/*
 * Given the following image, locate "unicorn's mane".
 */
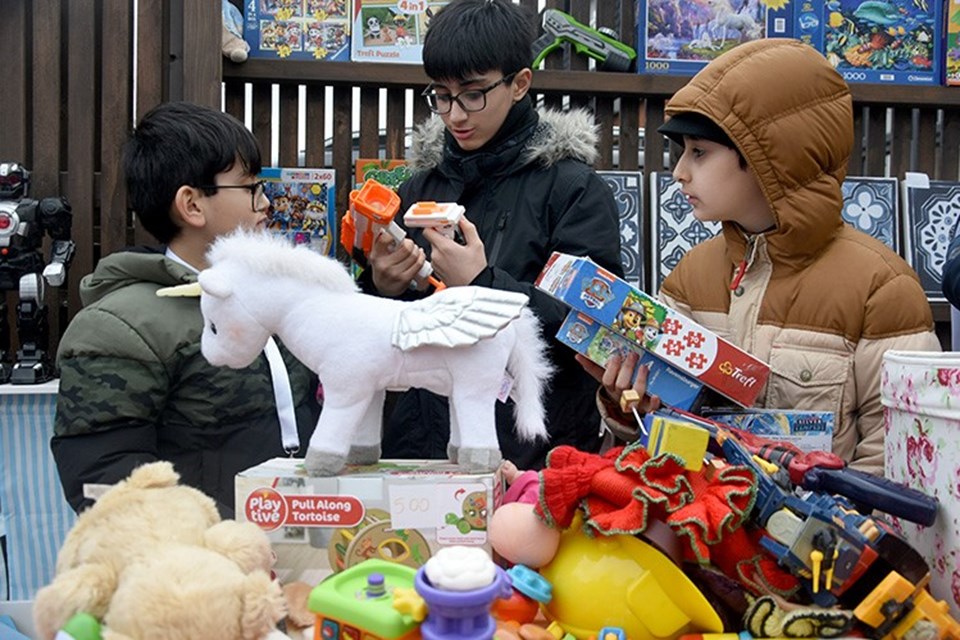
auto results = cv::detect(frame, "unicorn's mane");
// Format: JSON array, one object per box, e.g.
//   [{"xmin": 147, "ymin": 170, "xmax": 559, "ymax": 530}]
[{"xmin": 206, "ymin": 230, "xmax": 359, "ymax": 293}]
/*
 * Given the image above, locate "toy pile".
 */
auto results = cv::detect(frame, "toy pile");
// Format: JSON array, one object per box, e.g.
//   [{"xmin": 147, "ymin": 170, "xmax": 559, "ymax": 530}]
[{"xmin": 485, "ymin": 412, "xmax": 958, "ymax": 640}]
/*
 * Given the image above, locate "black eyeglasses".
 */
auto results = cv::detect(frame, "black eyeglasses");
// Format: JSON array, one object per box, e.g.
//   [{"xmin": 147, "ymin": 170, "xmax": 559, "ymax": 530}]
[
  {"xmin": 422, "ymin": 73, "xmax": 517, "ymax": 115},
  {"xmin": 198, "ymin": 179, "xmax": 268, "ymax": 211}
]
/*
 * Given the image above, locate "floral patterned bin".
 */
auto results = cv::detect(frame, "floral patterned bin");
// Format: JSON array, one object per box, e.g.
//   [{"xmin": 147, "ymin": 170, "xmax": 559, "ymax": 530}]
[{"xmin": 882, "ymin": 350, "xmax": 960, "ymax": 616}]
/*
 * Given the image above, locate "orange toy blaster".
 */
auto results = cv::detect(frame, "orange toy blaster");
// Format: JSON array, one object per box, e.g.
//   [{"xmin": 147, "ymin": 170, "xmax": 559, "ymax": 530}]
[{"xmin": 340, "ymin": 179, "xmax": 445, "ymax": 291}]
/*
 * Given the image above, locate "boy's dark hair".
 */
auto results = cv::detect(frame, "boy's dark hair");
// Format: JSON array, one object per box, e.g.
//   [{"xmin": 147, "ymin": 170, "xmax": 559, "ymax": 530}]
[
  {"xmin": 422, "ymin": 0, "xmax": 535, "ymax": 81},
  {"xmin": 123, "ymin": 101, "xmax": 262, "ymax": 244}
]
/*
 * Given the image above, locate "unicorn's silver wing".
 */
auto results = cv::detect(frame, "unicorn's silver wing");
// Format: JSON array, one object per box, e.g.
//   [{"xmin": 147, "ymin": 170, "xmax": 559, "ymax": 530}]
[{"xmin": 391, "ymin": 286, "xmax": 529, "ymax": 351}]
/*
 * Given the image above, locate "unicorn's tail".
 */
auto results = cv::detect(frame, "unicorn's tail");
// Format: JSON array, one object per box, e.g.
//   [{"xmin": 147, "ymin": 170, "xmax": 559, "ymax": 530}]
[{"xmin": 507, "ymin": 308, "xmax": 554, "ymax": 441}]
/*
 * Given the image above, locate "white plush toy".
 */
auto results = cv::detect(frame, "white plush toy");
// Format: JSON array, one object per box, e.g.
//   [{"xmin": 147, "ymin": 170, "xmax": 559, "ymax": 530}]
[{"xmin": 158, "ymin": 230, "xmax": 553, "ymax": 477}]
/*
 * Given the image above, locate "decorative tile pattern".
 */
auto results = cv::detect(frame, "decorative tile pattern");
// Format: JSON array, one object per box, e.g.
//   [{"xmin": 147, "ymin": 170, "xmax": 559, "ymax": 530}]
[
  {"xmin": 841, "ymin": 177, "xmax": 899, "ymax": 252},
  {"xmin": 598, "ymin": 171, "xmax": 644, "ymax": 290},
  {"xmin": 902, "ymin": 179, "xmax": 960, "ymax": 301},
  {"xmin": 649, "ymin": 172, "xmax": 720, "ymax": 295}
]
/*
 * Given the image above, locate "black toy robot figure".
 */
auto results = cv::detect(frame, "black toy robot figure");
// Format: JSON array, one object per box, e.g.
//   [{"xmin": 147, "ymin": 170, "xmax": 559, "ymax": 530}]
[{"xmin": 0, "ymin": 162, "xmax": 75, "ymax": 384}]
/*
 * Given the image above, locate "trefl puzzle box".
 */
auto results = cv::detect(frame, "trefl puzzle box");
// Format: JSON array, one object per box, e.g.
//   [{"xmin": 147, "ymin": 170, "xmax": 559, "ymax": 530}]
[
  {"xmin": 536, "ymin": 252, "xmax": 770, "ymax": 407},
  {"xmin": 793, "ymin": 0, "xmax": 944, "ymax": 85},
  {"xmin": 236, "ymin": 458, "xmax": 501, "ymax": 586},
  {"xmin": 351, "ymin": 0, "xmax": 448, "ymax": 64},
  {"xmin": 243, "ymin": 0, "xmax": 351, "ymax": 61},
  {"xmin": 636, "ymin": 0, "xmax": 794, "ymax": 76},
  {"xmin": 557, "ymin": 311, "xmax": 711, "ymax": 412}
]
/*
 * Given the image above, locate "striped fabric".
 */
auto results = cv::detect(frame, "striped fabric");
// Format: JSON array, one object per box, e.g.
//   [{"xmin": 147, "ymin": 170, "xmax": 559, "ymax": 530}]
[{"xmin": 0, "ymin": 383, "xmax": 76, "ymax": 600}]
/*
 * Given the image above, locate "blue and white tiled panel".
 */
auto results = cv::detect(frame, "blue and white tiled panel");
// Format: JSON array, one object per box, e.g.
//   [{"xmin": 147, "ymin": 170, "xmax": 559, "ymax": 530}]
[
  {"xmin": 901, "ymin": 177, "xmax": 960, "ymax": 301},
  {"xmin": 598, "ymin": 171, "xmax": 644, "ymax": 290},
  {"xmin": 650, "ymin": 173, "xmax": 903, "ymax": 296},
  {"xmin": 840, "ymin": 176, "xmax": 899, "ymax": 253},
  {"xmin": 649, "ymin": 172, "xmax": 721, "ymax": 295}
]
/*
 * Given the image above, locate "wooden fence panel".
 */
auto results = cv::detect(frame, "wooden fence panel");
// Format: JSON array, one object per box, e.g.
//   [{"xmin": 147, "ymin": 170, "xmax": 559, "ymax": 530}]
[{"xmin": 3, "ymin": 0, "xmax": 958, "ymax": 361}]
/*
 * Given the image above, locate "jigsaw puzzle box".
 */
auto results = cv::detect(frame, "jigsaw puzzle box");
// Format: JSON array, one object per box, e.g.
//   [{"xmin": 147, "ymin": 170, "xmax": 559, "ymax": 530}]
[
  {"xmin": 243, "ymin": 0, "xmax": 351, "ymax": 61},
  {"xmin": 261, "ymin": 167, "xmax": 337, "ymax": 256},
  {"xmin": 702, "ymin": 408, "xmax": 834, "ymax": 453},
  {"xmin": 557, "ymin": 310, "xmax": 711, "ymax": 412},
  {"xmin": 793, "ymin": 0, "xmax": 944, "ymax": 85},
  {"xmin": 947, "ymin": 0, "xmax": 960, "ymax": 85},
  {"xmin": 536, "ymin": 252, "xmax": 770, "ymax": 407},
  {"xmin": 236, "ymin": 458, "xmax": 501, "ymax": 586},
  {"xmin": 351, "ymin": 0, "xmax": 448, "ymax": 64},
  {"xmin": 636, "ymin": 0, "xmax": 795, "ymax": 76}
]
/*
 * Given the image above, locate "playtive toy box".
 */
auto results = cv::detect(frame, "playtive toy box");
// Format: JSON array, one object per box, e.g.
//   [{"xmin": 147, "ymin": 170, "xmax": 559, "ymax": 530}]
[
  {"xmin": 536, "ymin": 252, "xmax": 770, "ymax": 407},
  {"xmin": 243, "ymin": 0, "xmax": 351, "ymax": 61},
  {"xmin": 557, "ymin": 310, "xmax": 711, "ymax": 412},
  {"xmin": 236, "ymin": 458, "xmax": 500, "ymax": 586},
  {"xmin": 702, "ymin": 408, "xmax": 834, "ymax": 453},
  {"xmin": 351, "ymin": 0, "xmax": 448, "ymax": 64},
  {"xmin": 794, "ymin": 0, "xmax": 944, "ymax": 86},
  {"xmin": 636, "ymin": 0, "xmax": 794, "ymax": 76},
  {"xmin": 261, "ymin": 167, "xmax": 337, "ymax": 256}
]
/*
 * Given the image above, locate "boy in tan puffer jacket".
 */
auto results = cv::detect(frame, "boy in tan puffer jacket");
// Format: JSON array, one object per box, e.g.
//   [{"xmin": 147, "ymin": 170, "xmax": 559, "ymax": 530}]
[{"xmin": 581, "ymin": 39, "xmax": 940, "ymax": 475}]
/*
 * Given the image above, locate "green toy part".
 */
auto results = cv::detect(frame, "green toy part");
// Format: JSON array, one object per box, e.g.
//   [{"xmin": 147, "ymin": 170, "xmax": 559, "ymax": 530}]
[{"xmin": 56, "ymin": 613, "xmax": 102, "ymax": 640}]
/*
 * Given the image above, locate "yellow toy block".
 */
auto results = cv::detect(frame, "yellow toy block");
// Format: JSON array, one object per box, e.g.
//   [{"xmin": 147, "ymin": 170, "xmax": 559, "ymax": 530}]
[{"xmin": 646, "ymin": 416, "xmax": 710, "ymax": 471}]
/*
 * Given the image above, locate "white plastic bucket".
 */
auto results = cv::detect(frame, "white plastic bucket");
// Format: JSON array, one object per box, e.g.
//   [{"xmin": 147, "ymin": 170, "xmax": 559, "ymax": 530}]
[{"xmin": 881, "ymin": 350, "xmax": 960, "ymax": 616}]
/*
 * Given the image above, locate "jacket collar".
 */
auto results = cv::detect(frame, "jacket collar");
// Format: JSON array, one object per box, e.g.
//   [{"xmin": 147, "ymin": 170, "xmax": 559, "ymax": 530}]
[{"xmin": 407, "ymin": 103, "xmax": 601, "ymax": 174}]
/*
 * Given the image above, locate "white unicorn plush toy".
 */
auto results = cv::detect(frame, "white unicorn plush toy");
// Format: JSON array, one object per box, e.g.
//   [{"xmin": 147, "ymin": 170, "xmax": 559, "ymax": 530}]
[{"xmin": 158, "ymin": 230, "xmax": 553, "ymax": 476}]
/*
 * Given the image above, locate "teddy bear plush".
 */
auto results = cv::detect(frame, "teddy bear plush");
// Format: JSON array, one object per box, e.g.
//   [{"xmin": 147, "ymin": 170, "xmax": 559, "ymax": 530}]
[
  {"xmin": 222, "ymin": 0, "xmax": 250, "ymax": 63},
  {"xmin": 32, "ymin": 461, "xmax": 288, "ymax": 640}
]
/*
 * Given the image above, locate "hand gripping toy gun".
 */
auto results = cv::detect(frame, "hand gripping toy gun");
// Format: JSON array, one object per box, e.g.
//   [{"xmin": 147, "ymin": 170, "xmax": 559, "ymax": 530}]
[
  {"xmin": 531, "ymin": 9, "xmax": 637, "ymax": 72},
  {"xmin": 340, "ymin": 179, "xmax": 445, "ymax": 291}
]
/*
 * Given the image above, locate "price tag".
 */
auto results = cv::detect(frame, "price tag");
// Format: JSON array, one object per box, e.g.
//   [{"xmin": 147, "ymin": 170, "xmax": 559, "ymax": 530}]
[{"xmin": 388, "ymin": 484, "xmax": 439, "ymax": 529}]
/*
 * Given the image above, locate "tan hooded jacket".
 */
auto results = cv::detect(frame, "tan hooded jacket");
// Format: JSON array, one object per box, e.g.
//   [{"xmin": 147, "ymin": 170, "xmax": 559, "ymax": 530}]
[{"xmin": 653, "ymin": 39, "xmax": 939, "ymax": 474}]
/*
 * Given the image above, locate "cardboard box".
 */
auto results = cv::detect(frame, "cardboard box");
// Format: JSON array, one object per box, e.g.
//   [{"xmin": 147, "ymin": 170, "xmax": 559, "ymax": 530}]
[
  {"xmin": 702, "ymin": 409, "xmax": 834, "ymax": 453},
  {"xmin": 536, "ymin": 252, "xmax": 770, "ymax": 407},
  {"xmin": 243, "ymin": 0, "xmax": 352, "ymax": 61},
  {"xmin": 636, "ymin": 0, "xmax": 794, "ymax": 76},
  {"xmin": 261, "ymin": 167, "xmax": 337, "ymax": 256},
  {"xmin": 354, "ymin": 158, "xmax": 410, "ymax": 190},
  {"xmin": 556, "ymin": 310, "xmax": 710, "ymax": 412},
  {"xmin": 236, "ymin": 458, "xmax": 501, "ymax": 586},
  {"xmin": 794, "ymin": 0, "xmax": 944, "ymax": 86},
  {"xmin": 351, "ymin": 0, "xmax": 449, "ymax": 64},
  {"xmin": 947, "ymin": 0, "xmax": 960, "ymax": 85}
]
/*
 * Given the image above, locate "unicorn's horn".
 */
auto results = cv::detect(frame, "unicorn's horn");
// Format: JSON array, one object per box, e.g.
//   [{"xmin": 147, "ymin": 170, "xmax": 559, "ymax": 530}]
[{"xmin": 156, "ymin": 282, "xmax": 203, "ymax": 297}]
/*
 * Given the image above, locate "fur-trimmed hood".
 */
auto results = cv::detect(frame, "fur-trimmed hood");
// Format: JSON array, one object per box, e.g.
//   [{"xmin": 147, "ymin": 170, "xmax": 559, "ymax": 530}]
[{"xmin": 406, "ymin": 108, "xmax": 600, "ymax": 173}]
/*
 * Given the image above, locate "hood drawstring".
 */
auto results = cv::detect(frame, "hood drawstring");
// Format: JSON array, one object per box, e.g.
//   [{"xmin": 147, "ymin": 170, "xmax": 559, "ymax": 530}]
[{"xmin": 730, "ymin": 233, "xmax": 762, "ymax": 291}]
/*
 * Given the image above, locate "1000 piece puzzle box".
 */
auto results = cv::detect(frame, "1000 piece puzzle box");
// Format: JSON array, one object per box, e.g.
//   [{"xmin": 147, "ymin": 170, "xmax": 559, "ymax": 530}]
[
  {"xmin": 636, "ymin": 0, "xmax": 794, "ymax": 76},
  {"xmin": 794, "ymin": 0, "xmax": 944, "ymax": 85}
]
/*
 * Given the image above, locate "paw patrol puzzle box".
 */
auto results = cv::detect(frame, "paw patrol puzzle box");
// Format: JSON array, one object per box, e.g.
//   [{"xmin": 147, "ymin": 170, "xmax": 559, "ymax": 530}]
[
  {"xmin": 351, "ymin": 0, "xmax": 448, "ymax": 64},
  {"xmin": 236, "ymin": 458, "xmax": 501, "ymax": 586},
  {"xmin": 536, "ymin": 252, "xmax": 770, "ymax": 407},
  {"xmin": 557, "ymin": 311, "xmax": 712, "ymax": 412},
  {"xmin": 635, "ymin": 0, "xmax": 795, "ymax": 76},
  {"xmin": 243, "ymin": 0, "xmax": 352, "ymax": 61},
  {"xmin": 793, "ymin": 0, "xmax": 944, "ymax": 85}
]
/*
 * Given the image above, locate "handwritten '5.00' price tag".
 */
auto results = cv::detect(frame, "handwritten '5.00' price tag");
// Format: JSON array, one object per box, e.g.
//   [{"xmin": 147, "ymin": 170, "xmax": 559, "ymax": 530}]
[{"xmin": 388, "ymin": 484, "xmax": 439, "ymax": 530}]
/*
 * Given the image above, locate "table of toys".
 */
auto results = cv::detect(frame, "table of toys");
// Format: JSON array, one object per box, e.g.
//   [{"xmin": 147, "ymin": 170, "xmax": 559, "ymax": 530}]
[{"xmin": 23, "ymin": 230, "xmax": 960, "ymax": 640}]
